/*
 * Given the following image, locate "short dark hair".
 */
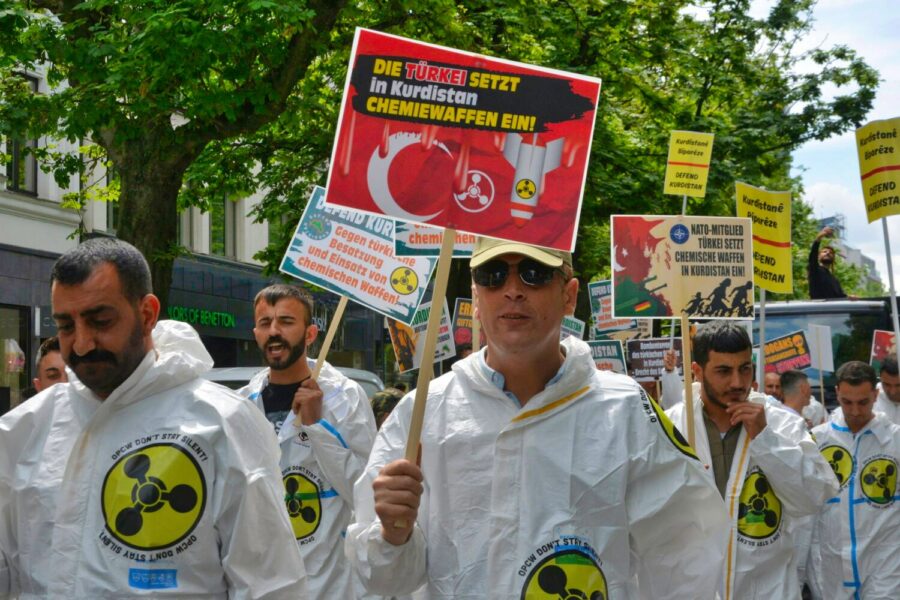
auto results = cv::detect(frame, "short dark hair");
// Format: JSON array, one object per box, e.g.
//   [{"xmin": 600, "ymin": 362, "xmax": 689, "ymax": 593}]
[
  {"xmin": 253, "ymin": 284, "xmax": 314, "ymax": 326},
  {"xmin": 51, "ymin": 238, "xmax": 151, "ymax": 302},
  {"xmin": 880, "ymin": 355, "xmax": 898, "ymax": 377},
  {"xmin": 35, "ymin": 336, "xmax": 60, "ymax": 367},
  {"xmin": 692, "ymin": 321, "xmax": 752, "ymax": 367},
  {"xmin": 780, "ymin": 369, "xmax": 808, "ymax": 396},
  {"xmin": 835, "ymin": 361, "xmax": 877, "ymax": 387}
]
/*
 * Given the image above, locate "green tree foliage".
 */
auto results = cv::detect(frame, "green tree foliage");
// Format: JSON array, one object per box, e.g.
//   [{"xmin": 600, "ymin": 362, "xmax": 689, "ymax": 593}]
[{"xmin": 1, "ymin": 0, "xmax": 878, "ymax": 311}]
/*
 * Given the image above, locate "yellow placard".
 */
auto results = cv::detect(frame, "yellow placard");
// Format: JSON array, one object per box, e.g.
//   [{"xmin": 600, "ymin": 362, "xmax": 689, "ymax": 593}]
[
  {"xmin": 856, "ymin": 117, "xmax": 900, "ymax": 222},
  {"xmin": 735, "ymin": 182, "xmax": 792, "ymax": 294},
  {"xmin": 663, "ymin": 130, "xmax": 715, "ymax": 198}
]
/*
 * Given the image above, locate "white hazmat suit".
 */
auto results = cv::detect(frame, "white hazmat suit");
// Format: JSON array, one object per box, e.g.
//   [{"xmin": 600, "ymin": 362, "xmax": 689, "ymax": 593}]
[
  {"xmin": 0, "ymin": 321, "xmax": 307, "ymax": 599},
  {"xmin": 239, "ymin": 361, "xmax": 377, "ymax": 598},
  {"xmin": 347, "ymin": 338, "xmax": 728, "ymax": 599},
  {"xmin": 666, "ymin": 390, "xmax": 839, "ymax": 600},
  {"xmin": 807, "ymin": 412, "xmax": 900, "ymax": 599}
]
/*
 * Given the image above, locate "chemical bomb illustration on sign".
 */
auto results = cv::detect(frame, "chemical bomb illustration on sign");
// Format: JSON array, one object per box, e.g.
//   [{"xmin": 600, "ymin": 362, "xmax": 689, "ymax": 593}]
[
  {"xmin": 737, "ymin": 470, "xmax": 782, "ymax": 540},
  {"xmin": 821, "ymin": 445, "xmax": 853, "ymax": 489},
  {"xmin": 860, "ymin": 458, "xmax": 897, "ymax": 505},
  {"xmin": 283, "ymin": 472, "xmax": 322, "ymax": 540},
  {"xmin": 521, "ymin": 549, "xmax": 607, "ymax": 600},
  {"xmin": 102, "ymin": 443, "xmax": 206, "ymax": 550},
  {"xmin": 390, "ymin": 266, "xmax": 419, "ymax": 295}
]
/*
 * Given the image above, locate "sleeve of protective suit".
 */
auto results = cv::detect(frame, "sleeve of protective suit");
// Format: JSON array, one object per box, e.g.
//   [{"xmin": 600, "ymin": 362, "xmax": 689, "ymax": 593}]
[
  {"xmin": 303, "ymin": 380, "xmax": 377, "ymax": 505},
  {"xmin": 0, "ymin": 417, "xmax": 18, "ymax": 599},
  {"xmin": 748, "ymin": 411, "xmax": 839, "ymax": 518},
  {"xmin": 215, "ymin": 400, "xmax": 309, "ymax": 599},
  {"xmin": 345, "ymin": 395, "xmax": 427, "ymax": 596},
  {"xmin": 659, "ymin": 369, "xmax": 683, "ymax": 410},
  {"xmin": 627, "ymin": 398, "xmax": 728, "ymax": 600}
]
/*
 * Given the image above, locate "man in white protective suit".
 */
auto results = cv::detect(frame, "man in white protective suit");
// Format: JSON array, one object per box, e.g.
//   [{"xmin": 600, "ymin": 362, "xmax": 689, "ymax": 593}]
[
  {"xmin": 873, "ymin": 354, "xmax": 900, "ymax": 424},
  {"xmin": 346, "ymin": 237, "xmax": 729, "ymax": 599},
  {"xmin": 239, "ymin": 284, "xmax": 377, "ymax": 598},
  {"xmin": 807, "ymin": 360, "xmax": 900, "ymax": 599},
  {"xmin": 0, "ymin": 238, "xmax": 307, "ymax": 599},
  {"xmin": 666, "ymin": 320, "xmax": 839, "ymax": 600}
]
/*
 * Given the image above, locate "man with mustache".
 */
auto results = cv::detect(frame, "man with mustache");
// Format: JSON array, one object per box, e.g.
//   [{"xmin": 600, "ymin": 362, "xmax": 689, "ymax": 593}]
[
  {"xmin": 347, "ymin": 238, "xmax": 728, "ymax": 599},
  {"xmin": 808, "ymin": 226, "xmax": 847, "ymax": 300},
  {"xmin": 0, "ymin": 238, "xmax": 307, "ymax": 598},
  {"xmin": 240, "ymin": 284, "xmax": 377, "ymax": 598},
  {"xmin": 666, "ymin": 321, "xmax": 838, "ymax": 600}
]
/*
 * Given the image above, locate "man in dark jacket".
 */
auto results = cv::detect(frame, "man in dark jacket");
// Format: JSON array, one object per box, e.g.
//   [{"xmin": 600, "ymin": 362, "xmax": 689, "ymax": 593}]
[{"xmin": 808, "ymin": 226, "xmax": 846, "ymax": 299}]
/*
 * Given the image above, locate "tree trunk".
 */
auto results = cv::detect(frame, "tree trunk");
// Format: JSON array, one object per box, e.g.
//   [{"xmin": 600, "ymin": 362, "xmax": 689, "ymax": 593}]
[{"xmin": 110, "ymin": 125, "xmax": 200, "ymax": 313}]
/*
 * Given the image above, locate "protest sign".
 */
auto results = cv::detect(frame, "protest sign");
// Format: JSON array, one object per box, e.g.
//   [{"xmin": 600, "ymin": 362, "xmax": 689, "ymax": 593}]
[
  {"xmin": 763, "ymin": 330, "xmax": 812, "ymax": 374},
  {"xmin": 855, "ymin": 117, "xmax": 900, "ymax": 222},
  {"xmin": 870, "ymin": 330, "xmax": 898, "ymax": 373},
  {"xmin": 280, "ymin": 186, "xmax": 436, "ymax": 325},
  {"xmin": 807, "ymin": 324, "xmax": 834, "ymax": 372},
  {"xmin": 560, "ymin": 315, "xmax": 585, "ymax": 341},
  {"xmin": 626, "ymin": 338, "xmax": 683, "ymax": 381},
  {"xmin": 394, "ymin": 222, "xmax": 477, "ymax": 257},
  {"xmin": 611, "ymin": 215, "xmax": 753, "ymax": 319},
  {"xmin": 663, "ymin": 131, "xmax": 715, "ymax": 198},
  {"xmin": 324, "ymin": 28, "xmax": 602, "ymax": 252},
  {"xmin": 451, "ymin": 298, "xmax": 485, "ymax": 348},
  {"xmin": 587, "ymin": 341, "xmax": 627, "ymax": 375},
  {"xmin": 388, "ymin": 299, "xmax": 456, "ymax": 372},
  {"xmin": 735, "ymin": 182, "xmax": 792, "ymax": 294},
  {"xmin": 588, "ymin": 279, "xmax": 635, "ymax": 338}
]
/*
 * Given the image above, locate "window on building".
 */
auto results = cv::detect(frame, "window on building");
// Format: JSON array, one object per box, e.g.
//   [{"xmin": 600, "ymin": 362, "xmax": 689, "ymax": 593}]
[
  {"xmin": 210, "ymin": 197, "xmax": 236, "ymax": 258},
  {"xmin": 105, "ymin": 167, "xmax": 119, "ymax": 233},
  {"xmin": 5, "ymin": 75, "xmax": 39, "ymax": 195}
]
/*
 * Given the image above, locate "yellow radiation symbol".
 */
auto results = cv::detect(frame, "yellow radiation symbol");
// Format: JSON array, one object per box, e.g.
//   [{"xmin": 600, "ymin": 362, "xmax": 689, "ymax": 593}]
[
  {"xmin": 646, "ymin": 393, "xmax": 698, "ymax": 460},
  {"xmin": 522, "ymin": 549, "xmax": 607, "ymax": 600},
  {"xmin": 102, "ymin": 443, "xmax": 206, "ymax": 550},
  {"xmin": 283, "ymin": 472, "xmax": 321, "ymax": 540},
  {"xmin": 390, "ymin": 267, "xmax": 418, "ymax": 295},
  {"xmin": 737, "ymin": 470, "xmax": 782, "ymax": 540},
  {"xmin": 515, "ymin": 178, "xmax": 537, "ymax": 200},
  {"xmin": 860, "ymin": 458, "xmax": 897, "ymax": 505},
  {"xmin": 821, "ymin": 445, "xmax": 853, "ymax": 488}
]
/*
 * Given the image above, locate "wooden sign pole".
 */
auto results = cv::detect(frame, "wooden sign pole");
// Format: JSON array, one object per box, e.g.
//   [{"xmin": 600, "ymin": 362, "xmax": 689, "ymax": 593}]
[
  {"xmin": 681, "ymin": 311, "xmax": 695, "ymax": 448},
  {"xmin": 294, "ymin": 295, "xmax": 348, "ymax": 426}
]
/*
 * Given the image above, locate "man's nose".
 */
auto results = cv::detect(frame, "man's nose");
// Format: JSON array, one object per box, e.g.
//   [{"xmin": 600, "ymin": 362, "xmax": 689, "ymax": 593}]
[{"xmin": 72, "ymin": 325, "xmax": 96, "ymax": 356}]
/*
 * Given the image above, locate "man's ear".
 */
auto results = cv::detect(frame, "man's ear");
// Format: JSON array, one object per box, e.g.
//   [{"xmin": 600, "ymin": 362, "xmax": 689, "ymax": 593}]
[
  {"xmin": 691, "ymin": 361, "xmax": 703, "ymax": 383},
  {"xmin": 139, "ymin": 294, "xmax": 161, "ymax": 336},
  {"xmin": 563, "ymin": 276, "xmax": 579, "ymax": 315},
  {"xmin": 305, "ymin": 323, "xmax": 319, "ymax": 347}
]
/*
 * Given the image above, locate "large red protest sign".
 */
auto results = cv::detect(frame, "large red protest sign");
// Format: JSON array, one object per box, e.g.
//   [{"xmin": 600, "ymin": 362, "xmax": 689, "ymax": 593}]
[{"xmin": 325, "ymin": 28, "xmax": 602, "ymax": 252}]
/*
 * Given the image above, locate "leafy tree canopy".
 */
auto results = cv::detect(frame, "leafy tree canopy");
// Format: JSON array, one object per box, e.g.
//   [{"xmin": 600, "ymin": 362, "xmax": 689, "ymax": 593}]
[{"xmin": 0, "ymin": 0, "xmax": 879, "ymax": 311}]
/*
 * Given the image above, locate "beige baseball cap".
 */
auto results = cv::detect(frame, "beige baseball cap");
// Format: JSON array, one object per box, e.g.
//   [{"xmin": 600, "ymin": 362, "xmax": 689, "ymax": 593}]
[{"xmin": 470, "ymin": 237, "xmax": 572, "ymax": 269}]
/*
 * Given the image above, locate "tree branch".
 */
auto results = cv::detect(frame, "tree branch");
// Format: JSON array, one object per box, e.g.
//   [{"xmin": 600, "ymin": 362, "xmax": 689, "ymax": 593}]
[{"xmin": 182, "ymin": 0, "xmax": 348, "ymax": 150}]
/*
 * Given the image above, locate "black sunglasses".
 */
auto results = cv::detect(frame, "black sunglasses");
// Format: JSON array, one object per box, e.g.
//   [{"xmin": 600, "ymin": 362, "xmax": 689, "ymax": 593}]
[{"xmin": 472, "ymin": 258, "xmax": 563, "ymax": 288}]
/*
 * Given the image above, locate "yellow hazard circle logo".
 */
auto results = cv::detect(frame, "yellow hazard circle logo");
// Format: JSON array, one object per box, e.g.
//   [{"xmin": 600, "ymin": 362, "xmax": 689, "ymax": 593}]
[
  {"xmin": 390, "ymin": 267, "xmax": 418, "ymax": 295},
  {"xmin": 515, "ymin": 178, "xmax": 537, "ymax": 200},
  {"xmin": 737, "ymin": 470, "xmax": 781, "ymax": 540},
  {"xmin": 283, "ymin": 472, "xmax": 321, "ymax": 540},
  {"xmin": 821, "ymin": 445, "xmax": 853, "ymax": 488},
  {"xmin": 521, "ymin": 549, "xmax": 607, "ymax": 600},
  {"xmin": 102, "ymin": 443, "xmax": 206, "ymax": 551},
  {"xmin": 646, "ymin": 393, "xmax": 698, "ymax": 460},
  {"xmin": 860, "ymin": 458, "xmax": 897, "ymax": 505}
]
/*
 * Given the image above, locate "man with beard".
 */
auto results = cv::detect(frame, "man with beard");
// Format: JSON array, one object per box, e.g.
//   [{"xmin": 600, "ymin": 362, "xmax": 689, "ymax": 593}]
[
  {"xmin": 808, "ymin": 226, "xmax": 847, "ymax": 299},
  {"xmin": 0, "ymin": 238, "xmax": 307, "ymax": 598},
  {"xmin": 666, "ymin": 321, "xmax": 838, "ymax": 600},
  {"xmin": 240, "ymin": 284, "xmax": 377, "ymax": 599}
]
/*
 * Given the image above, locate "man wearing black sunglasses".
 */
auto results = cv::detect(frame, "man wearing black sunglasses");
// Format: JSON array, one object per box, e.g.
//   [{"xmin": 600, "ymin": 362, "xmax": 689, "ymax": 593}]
[{"xmin": 348, "ymin": 237, "xmax": 728, "ymax": 599}]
